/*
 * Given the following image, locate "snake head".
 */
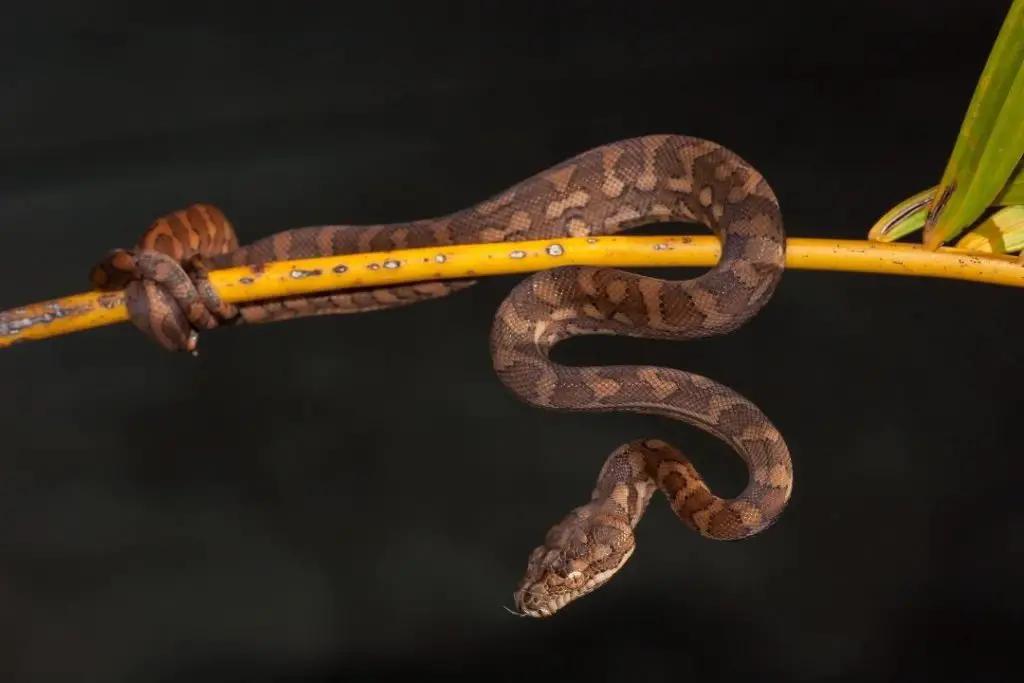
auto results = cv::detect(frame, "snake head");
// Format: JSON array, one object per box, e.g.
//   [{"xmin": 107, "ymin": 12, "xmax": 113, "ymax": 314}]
[{"xmin": 512, "ymin": 505, "xmax": 636, "ymax": 618}]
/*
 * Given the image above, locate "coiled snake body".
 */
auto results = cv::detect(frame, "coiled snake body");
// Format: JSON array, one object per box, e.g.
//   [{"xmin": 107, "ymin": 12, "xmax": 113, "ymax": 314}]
[{"xmin": 91, "ymin": 135, "xmax": 793, "ymax": 617}]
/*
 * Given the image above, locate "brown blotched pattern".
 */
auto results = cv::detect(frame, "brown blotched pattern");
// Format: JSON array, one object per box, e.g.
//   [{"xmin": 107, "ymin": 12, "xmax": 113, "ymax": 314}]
[{"xmin": 90, "ymin": 135, "xmax": 792, "ymax": 617}]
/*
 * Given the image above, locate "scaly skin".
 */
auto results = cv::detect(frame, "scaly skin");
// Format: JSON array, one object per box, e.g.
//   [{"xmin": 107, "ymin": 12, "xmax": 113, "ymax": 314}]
[{"xmin": 91, "ymin": 135, "xmax": 792, "ymax": 617}]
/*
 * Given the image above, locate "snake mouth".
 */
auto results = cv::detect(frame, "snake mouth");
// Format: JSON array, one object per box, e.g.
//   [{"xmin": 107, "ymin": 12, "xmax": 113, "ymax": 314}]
[
  {"xmin": 513, "ymin": 602, "xmax": 555, "ymax": 618},
  {"xmin": 512, "ymin": 599, "xmax": 546, "ymax": 619},
  {"xmin": 512, "ymin": 589, "xmax": 550, "ymax": 618},
  {"xmin": 512, "ymin": 584, "xmax": 580, "ymax": 618}
]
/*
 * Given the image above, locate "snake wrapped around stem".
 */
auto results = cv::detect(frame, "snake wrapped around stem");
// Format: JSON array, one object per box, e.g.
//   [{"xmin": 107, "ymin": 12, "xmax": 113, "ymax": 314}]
[{"xmin": 90, "ymin": 134, "xmax": 793, "ymax": 617}]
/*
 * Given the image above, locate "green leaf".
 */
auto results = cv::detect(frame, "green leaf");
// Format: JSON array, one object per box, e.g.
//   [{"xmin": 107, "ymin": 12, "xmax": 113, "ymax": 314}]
[
  {"xmin": 954, "ymin": 205, "xmax": 1024, "ymax": 253},
  {"xmin": 868, "ymin": 187, "xmax": 936, "ymax": 243},
  {"xmin": 868, "ymin": 160, "xmax": 1024, "ymax": 244},
  {"xmin": 922, "ymin": 0, "xmax": 1024, "ymax": 250},
  {"xmin": 994, "ymin": 158, "xmax": 1024, "ymax": 205}
]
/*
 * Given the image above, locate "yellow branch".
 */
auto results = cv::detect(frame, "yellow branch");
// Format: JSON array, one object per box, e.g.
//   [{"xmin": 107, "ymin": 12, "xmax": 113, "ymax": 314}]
[{"xmin": 2, "ymin": 235, "xmax": 1022, "ymax": 349}]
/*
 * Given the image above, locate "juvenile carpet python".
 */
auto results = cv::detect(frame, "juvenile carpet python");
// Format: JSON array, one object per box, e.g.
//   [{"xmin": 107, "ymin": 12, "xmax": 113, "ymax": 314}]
[{"xmin": 90, "ymin": 134, "xmax": 793, "ymax": 618}]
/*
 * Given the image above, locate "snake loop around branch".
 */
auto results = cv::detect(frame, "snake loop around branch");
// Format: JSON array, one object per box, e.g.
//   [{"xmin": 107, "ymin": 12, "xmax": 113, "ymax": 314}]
[{"xmin": 90, "ymin": 134, "xmax": 793, "ymax": 617}]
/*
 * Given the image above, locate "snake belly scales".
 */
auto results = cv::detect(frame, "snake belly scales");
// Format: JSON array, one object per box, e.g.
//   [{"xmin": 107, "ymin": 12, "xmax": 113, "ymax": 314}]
[{"xmin": 90, "ymin": 134, "xmax": 793, "ymax": 618}]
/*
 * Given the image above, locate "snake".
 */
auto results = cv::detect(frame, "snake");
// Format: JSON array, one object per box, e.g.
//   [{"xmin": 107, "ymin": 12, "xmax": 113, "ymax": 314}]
[{"xmin": 89, "ymin": 134, "xmax": 793, "ymax": 618}]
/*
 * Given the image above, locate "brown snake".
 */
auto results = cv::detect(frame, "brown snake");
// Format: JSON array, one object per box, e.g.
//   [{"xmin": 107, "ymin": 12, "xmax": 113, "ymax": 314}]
[{"xmin": 90, "ymin": 135, "xmax": 793, "ymax": 617}]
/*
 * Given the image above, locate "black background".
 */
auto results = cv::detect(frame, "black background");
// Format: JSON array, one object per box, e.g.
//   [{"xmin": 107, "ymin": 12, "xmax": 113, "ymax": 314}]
[{"xmin": 2, "ymin": 2, "xmax": 1021, "ymax": 681}]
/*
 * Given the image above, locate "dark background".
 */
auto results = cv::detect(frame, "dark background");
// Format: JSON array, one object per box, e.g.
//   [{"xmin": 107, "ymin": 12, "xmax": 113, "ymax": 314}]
[{"xmin": 1, "ymin": 2, "xmax": 1021, "ymax": 681}]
